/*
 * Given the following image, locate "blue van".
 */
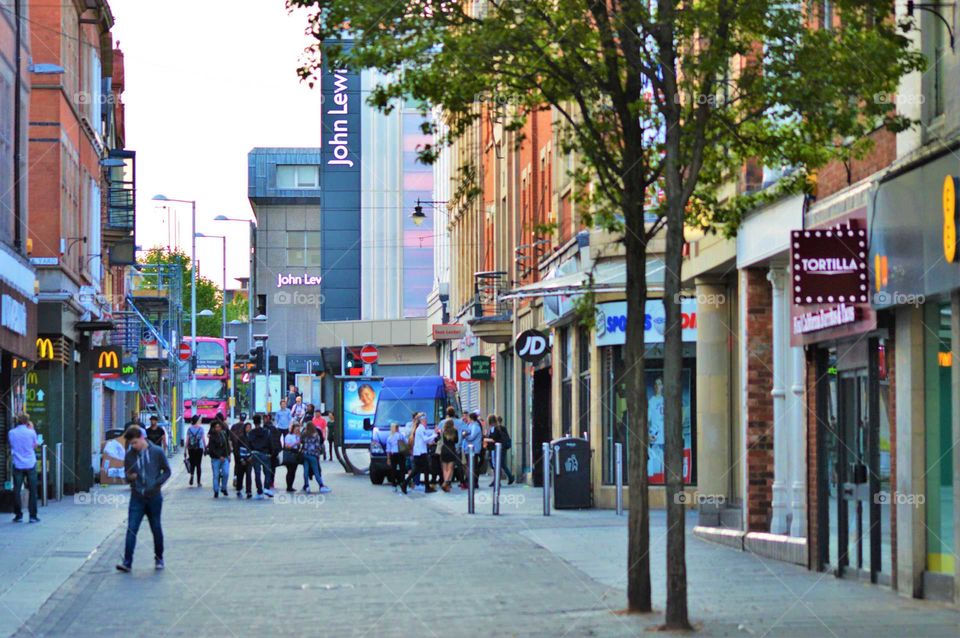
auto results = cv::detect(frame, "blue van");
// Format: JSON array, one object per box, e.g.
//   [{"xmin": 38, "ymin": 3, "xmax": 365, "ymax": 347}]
[{"xmin": 365, "ymin": 376, "xmax": 461, "ymax": 484}]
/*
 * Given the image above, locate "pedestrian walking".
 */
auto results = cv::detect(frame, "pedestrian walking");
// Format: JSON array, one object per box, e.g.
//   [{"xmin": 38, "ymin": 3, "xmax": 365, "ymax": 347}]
[
  {"xmin": 323, "ymin": 411, "xmax": 336, "ymax": 460},
  {"xmin": 439, "ymin": 418, "xmax": 460, "ymax": 492},
  {"xmin": 385, "ymin": 423, "xmax": 407, "ymax": 493},
  {"xmin": 229, "ymin": 413, "xmax": 247, "ymax": 491},
  {"xmin": 185, "ymin": 415, "xmax": 205, "ymax": 487},
  {"xmin": 236, "ymin": 422, "xmax": 254, "ymax": 499},
  {"xmin": 405, "ymin": 414, "xmax": 437, "ymax": 493},
  {"xmin": 460, "ymin": 412, "xmax": 483, "ymax": 489},
  {"xmin": 123, "ymin": 410, "xmax": 143, "ymax": 430},
  {"xmin": 311, "ymin": 410, "xmax": 328, "ymax": 460},
  {"xmin": 300, "ymin": 422, "xmax": 330, "ymax": 493},
  {"xmin": 287, "ymin": 384, "xmax": 299, "ymax": 407},
  {"xmin": 290, "ymin": 395, "xmax": 306, "ymax": 422},
  {"xmin": 247, "ymin": 414, "xmax": 274, "ymax": 498},
  {"xmin": 274, "ymin": 399, "xmax": 292, "ymax": 433},
  {"xmin": 116, "ymin": 425, "xmax": 171, "ymax": 572},
  {"xmin": 207, "ymin": 420, "xmax": 232, "ymax": 498},
  {"xmin": 145, "ymin": 415, "xmax": 167, "ymax": 452},
  {"xmin": 484, "ymin": 415, "xmax": 515, "ymax": 486},
  {"xmin": 8, "ymin": 413, "xmax": 39, "ymax": 523},
  {"xmin": 281, "ymin": 422, "xmax": 302, "ymax": 492},
  {"xmin": 265, "ymin": 415, "xmax": 282, "ymax": 490}
]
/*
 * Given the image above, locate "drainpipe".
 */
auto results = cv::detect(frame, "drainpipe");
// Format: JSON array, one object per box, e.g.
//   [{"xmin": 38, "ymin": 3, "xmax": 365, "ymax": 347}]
[{"xmin": 768, "ymin": 266, "xmax": 790, "ymax": 534}]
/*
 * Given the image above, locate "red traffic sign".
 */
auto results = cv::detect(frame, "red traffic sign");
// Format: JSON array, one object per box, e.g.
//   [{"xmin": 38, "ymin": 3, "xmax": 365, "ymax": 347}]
[
  {"xmin": 360, "ymin": 344, "xmax": 379, "ymax": 364},
  {"xmin": 178, "ymin": 342, "xmax": 192, "ymax": 361}
]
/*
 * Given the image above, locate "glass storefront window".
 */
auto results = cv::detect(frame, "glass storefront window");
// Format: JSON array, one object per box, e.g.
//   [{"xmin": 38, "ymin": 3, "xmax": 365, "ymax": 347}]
[
  {"xmin": 601, "ymin": 345, "xmax": 696, "ymax": 485},
  {"xmin": 923, "ymin": 302, "xmax": 955, "ymax": 574}
]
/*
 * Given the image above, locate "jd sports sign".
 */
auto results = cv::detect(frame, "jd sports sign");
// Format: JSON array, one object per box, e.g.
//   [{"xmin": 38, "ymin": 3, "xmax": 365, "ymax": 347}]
[{"xmin": 515, "ymin": 330, "xmax": 548, "ymax": 363}]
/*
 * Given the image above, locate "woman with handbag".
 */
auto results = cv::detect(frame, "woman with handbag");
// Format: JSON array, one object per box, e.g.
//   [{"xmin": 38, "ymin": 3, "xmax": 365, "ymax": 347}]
[{"xmin": 281, "ymin": 422, "xmax": 302, "ymax": 493}]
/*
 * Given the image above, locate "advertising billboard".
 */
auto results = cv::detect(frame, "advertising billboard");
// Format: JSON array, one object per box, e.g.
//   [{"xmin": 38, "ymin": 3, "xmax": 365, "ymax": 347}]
[
  {"xmin": 646, "ymin": 368, "xmax": 693, "ymax": 485},
  {"xmin": 341, "ymin": 378, "xmax": 382, "ymax": 446}
]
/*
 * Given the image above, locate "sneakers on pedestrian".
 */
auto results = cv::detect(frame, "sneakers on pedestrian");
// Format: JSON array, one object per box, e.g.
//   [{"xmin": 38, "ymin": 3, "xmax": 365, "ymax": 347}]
[
  {"xmin": 213, "ymin": 492, "xmax": 219, "ymax": 499},
  {"xmin": 286, "ymin": 488, "xmax": 295, "ymax": 493},
  {"xmin": 304, "ymin": 487, "xmax": 311, "ymax": 494},
  {"xmin": 264, "ymin": 489, "xmax": 274, "ymax": 498},
  {"xmin": 12, "ymin": 515, "xmax": 22, "ymax": 523},
  {"xmin": 155, "ymin": 559, "xmax": 165, "ymax": 570},
  {"xmin": 116, "ymin": 562, "xmax": 131, "ymax": 573},
  {"xmin": 189, "ymin": 477, "xmax": 193, "ymax": 486},
  {"xmin": 319, "ymin": 486, "xmax": 331, "ymax": 494},
  {"xmin": 246, "ymin": 493, "xmax": 252, "ymax": 499},
  {"xmin": 255, "ymin": 494, "xmax": 264, "ymax": 500},
  {"xmin": 222, "ymin": 490, "xmax": 229, "ymax": 497},
  {"xmin": 28, "ymin": 516, "xmax": 39, "ymax": 523},
  {"xmin": 508, "ymin": 477, "xmax": 515, "ymax": 485}
]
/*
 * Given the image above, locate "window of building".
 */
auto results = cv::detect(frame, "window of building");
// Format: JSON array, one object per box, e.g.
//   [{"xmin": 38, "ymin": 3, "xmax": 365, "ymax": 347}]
[
  {"xmin": 578, "ymin": 326, "xmax": 591, "ymax": 437},
  {"xmin": 276, "ymin": 165, "xmax": 319, "ymax": 189},
  {"xmin": 561, "ymin": 328, "xmax": 573, "ymax": 435},
  {"xmin": 286, "ymin": 231, "xmax": 322, "ymax": 267}
]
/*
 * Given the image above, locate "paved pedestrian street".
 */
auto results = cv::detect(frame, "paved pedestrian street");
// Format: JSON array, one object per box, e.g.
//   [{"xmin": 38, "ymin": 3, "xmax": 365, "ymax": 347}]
[{"xmin": 5, "ymin": 464, "xmax": 958, "ymax": 638}]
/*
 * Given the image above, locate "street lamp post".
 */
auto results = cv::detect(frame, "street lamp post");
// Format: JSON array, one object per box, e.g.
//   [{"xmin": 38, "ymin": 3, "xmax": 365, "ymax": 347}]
[
  {"xmin": 195, "ymin": 232, "xmax": 227, "ymax": 337},
  {"xmin": 214, "ymin": 215, "xmax": 257, "ymax": 352},
  {"xmin": 153, "ymin": 194, "xmax": 197, "ymax": 434}
]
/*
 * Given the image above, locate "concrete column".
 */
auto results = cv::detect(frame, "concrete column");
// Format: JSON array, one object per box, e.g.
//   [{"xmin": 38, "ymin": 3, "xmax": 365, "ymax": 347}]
[
  {"xmin": 768, "ymin": 266, "xmax": 790, "ymax": 534},
  {"xmin": 895, "ymin": 304, "xmax": 925, "ymax": 598},
  {"xmin": 694, "ymin": 278, "xmax": 732, "ymax": 526},
  {"xmin": 789, "ymin": 343, "xmax": 807, "ymax": 537}
]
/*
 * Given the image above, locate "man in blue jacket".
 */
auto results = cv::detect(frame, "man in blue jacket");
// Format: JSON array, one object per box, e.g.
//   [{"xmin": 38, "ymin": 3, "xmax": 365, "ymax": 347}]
[
  {"xmin": 117, "ymin": 426, "xmax": 171, "ymax": 573},
  {"xmin": 460, "ymin": 412, "xmax": 483, "ymax": 489}
]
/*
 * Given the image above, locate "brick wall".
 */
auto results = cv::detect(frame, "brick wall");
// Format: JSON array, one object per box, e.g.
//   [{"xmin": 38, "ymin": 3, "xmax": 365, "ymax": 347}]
[
  {"xmin": 815, "ymin": 129, "xmax": 896, "ymax": 200},
  {"xmin": 744, "ymin": 268, "xmax": 774, "ymax": 532}
]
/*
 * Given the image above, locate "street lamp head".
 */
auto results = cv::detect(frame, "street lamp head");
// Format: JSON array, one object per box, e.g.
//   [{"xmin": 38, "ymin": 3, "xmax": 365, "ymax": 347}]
[
  {"xmin": 254, "ymin": 314, "xmax": 268, "ymax": 322},
  {"xmin": 411, "ymin": 202, "xmax": 427, "ymax": 227},
  {"xmin": 152, "ymin": 194, "xmax": 170, "ymax": 201},
  {"xmin": 229, "ymin": 319, "xmax": 243, "ymax": 325},
  {"xmin": 198, "ymin": 309, "xmax": 215, "ymax": 317},
  {"xmin": 214, "ymin": 215, "xmax": 229, "ymax": 221}
]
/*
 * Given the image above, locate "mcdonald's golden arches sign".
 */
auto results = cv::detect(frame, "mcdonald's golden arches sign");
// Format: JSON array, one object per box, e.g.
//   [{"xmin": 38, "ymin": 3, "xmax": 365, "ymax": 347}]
[
  {"xmin": 93, "ymin": 346, "xmax": 123, "ymax": 376},
  {"xmin": 36, "ymin": 337, "xmax": 54, "ymax": 360}
]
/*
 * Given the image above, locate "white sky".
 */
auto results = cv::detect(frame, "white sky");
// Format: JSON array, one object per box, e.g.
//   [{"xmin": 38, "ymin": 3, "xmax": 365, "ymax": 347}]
[{"xmin": 111, "ymin": 0, "xmax": 321, "ymax": 289}]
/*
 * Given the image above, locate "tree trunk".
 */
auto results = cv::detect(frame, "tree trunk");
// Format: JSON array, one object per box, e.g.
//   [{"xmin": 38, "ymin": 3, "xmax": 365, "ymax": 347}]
[{"xmin": 624, "ymin": 193, "xmax": 652, "ymax": 613}]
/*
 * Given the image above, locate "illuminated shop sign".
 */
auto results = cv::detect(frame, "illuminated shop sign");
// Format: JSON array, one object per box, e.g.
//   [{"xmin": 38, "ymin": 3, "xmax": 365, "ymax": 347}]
[{"xmin": 276, "ymin": 273, "xmax": 322, "ymax": 288}]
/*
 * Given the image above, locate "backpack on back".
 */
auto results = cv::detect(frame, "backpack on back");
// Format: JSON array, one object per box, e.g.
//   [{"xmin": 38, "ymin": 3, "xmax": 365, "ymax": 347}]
[{"xmin": 187, "ymin": 428, "xmax": 203, "ymax": 450}]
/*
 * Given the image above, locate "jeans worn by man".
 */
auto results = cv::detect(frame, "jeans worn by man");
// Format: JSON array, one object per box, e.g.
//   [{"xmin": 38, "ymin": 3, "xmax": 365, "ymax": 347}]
[
  {"xmin": 251, "ymin": 451, "xmax": 274, "ymax": 498},
  {"xmin": 211, "ymin": 457, "xmax": 230, "ymax": 496}
]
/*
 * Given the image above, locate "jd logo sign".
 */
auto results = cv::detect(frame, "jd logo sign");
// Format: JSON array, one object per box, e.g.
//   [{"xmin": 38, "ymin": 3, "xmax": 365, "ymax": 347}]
[
  {"xmin": 93, "ymin": 347, "xmax": 122, "ymax": 376},
  {"xmin": 515, "ymin": 330, "xmax": 548, "ymax": 363}
]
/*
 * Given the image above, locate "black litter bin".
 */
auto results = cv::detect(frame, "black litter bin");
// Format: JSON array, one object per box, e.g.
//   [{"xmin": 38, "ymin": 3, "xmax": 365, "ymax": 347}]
[{"xmin": 552, "ymin": 437, "xmax": 592, "ymax": 509}]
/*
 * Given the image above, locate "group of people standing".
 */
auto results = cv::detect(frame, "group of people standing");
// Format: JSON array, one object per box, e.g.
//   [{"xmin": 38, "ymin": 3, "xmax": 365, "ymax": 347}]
[
  {"xmin": 383, "ymin": 407, "xmax": 514, "ymax": 494},
  {"xmin": 181, "ymin": 399, "xmax": 335, "ymax": 500}
]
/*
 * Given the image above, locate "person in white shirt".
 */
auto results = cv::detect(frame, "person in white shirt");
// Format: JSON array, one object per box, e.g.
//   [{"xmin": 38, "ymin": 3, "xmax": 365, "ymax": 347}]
[
  {"xmin": 8, "ymin": 413, "xmax": 39, "ymax": 523},
  {"xmin": 404, "ymin": 415, "xmax": 437, "ymax": 492}
]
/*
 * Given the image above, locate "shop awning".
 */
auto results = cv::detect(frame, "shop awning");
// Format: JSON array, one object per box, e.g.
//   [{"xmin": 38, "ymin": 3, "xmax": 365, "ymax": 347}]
[{"xmin": 499, "ymin": 258, "xmax": 664, "ymax": 300}]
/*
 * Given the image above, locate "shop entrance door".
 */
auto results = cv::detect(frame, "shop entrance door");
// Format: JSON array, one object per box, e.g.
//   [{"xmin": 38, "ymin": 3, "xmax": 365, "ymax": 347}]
[
  {"xmin": 531, "ymin": 368, "xmax": 552, "ymax": 487},
  {"xmin": 834, "ymin": 368, "xmax": 881, "ymax": 581}
]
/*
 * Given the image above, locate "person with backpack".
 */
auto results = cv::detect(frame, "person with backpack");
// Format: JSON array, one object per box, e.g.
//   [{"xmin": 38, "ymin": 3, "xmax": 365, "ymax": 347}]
[
  {"xmin": 185, "ymin": 415, "xmax": 206, "ymax": 487},
  {"xmin": 300, "ymin": 422, "xmax": 330, "ymax": 493},
  {"xmin": 385, "ymin": 423, "xmax": 407, "ymax": 493},
  {"xmin": 484, "ymin": 415, "xmax": 515, "ymax": 486},
  {"xmin": 207, "ymin": 419, "xmax": 232, "ymax": 498}
]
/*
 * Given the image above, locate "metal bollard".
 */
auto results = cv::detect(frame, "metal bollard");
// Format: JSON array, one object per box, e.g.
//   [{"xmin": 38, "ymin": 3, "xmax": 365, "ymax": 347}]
[
  {"xmin": 542, "ymin": 442, "xmax": 551, "ymax": 516},
  {"xmin": 615, "ymin": 442, "xmax": 624, "ymax": 516},
  {"xmin": 56, "ymin": 442, "xmax": 63, "ymax": 501},
  {"xmin": 492, "ymin": 442, "xmax": 502, "ymax": 516},
  {"xmin": 467, "ymin": 445, "xmax": 476, "ymax": 514},
  {"xmin": 41, "ymin": 445, "xmax": 48, "ymax": 507}
]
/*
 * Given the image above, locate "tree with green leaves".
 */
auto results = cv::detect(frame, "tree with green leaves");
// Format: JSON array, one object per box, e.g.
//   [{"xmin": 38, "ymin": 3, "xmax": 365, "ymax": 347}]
[
  {"xmin": 138, "ymin": 247, "xmax": 224, "ymax": 338},
  {"xmin": 291, "ymin": 0, "xmax": 923, "ymax": 628},
  {"xmin": 226, "ymin": 290, "xmax": 249, "ymax": 323}
]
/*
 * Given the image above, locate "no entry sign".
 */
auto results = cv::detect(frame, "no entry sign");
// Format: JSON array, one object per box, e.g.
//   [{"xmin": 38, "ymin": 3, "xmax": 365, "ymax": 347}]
[
  {"xmin": 360, "ymin": 344, "xmax": 379, "ymax": 364},
  {"xmin": 178, "ymin": 342, "xmax": 192, "ymax": 361}
]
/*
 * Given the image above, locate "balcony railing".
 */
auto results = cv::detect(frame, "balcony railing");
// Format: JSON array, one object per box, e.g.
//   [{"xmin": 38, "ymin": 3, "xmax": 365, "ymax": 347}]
[
  {"xmin": 471, "ymin": 270, "xmax": 510, "ymax": 320},
  {"xmin": 106, "ymin": 150, "xmax": 136, "ymax": 231}
]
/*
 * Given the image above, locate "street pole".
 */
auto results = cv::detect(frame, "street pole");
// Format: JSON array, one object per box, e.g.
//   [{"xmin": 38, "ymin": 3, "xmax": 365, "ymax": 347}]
[
  {"xmin": 190, "ymin": 201, "xmax": 197, "ymax": 423},
  {"xmin": 221, "ymin": 235, "xmax": 227, "ymax": 338},
  {"xmin": 542, "ymin": 442, "xmax": 551, "ymax": 516},
  {"xmin": 226, "ymin": 336, "xmax": 237, "ymax": 423}
]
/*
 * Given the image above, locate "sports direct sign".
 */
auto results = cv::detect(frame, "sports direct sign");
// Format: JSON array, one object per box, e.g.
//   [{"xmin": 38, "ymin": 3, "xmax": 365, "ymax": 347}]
[
  {"xmin": 595, "ymin": 299, "xmax": 697, "ymax": 347},
  {"xmin": 790, "ymin": 228, "xmax": 869, "ymax": 305}
]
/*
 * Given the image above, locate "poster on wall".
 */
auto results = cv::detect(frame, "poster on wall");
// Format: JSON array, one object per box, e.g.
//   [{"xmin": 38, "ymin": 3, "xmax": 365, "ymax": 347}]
[
  {"xmin": 646, "ymin": 368, "xmax": 693, "ymax": 484},
  {"xmin": 341, "ymin": 378, "xmax": 382, "ymax": 445}
]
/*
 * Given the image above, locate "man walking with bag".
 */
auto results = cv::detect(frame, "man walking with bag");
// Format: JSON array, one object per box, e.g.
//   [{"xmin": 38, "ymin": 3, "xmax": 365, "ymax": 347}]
[
  {"xmin": 8, "ymin": 413, "xmax": 39, "ymax": 523},
  {"xmin": 117, "ymin": 425, "xmax": 171, "ymax": 572}
]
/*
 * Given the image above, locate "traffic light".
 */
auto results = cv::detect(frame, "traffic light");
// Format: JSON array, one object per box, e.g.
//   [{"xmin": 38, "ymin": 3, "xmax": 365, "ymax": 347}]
[{"xmin": 250, "ymin": 346, "xmax": 265, "ymax": 373}]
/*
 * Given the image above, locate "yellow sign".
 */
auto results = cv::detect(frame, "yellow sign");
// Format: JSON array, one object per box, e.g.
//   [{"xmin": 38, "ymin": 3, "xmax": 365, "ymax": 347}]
[
  {"xmin": 944, "ymin": 175, "xmax": 957, "ymax": 262},
  {"xmin": 36, "ymin": 337, "xmax": 54, "ymax": 360},
  {"xmin": 94, "ymin": 347, "xmax": 122, "ymax": 375}
]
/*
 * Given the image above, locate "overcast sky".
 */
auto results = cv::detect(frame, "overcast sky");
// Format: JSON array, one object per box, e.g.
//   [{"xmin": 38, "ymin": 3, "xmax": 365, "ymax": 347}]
[{"xmin": 111, "ymin": 0, "xmax": 321, "ymax": 288}]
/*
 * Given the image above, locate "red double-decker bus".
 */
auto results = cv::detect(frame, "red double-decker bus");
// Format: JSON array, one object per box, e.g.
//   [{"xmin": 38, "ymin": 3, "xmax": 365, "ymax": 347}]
[{"xmin": 183, "ymin": 337, "xmax": 228, "ymax": 422}]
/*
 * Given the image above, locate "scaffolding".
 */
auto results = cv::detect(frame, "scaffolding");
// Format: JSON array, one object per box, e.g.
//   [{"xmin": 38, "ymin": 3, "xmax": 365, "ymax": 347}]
[{"xmin": 110, "ymin": 262, "xmax": 185, "ymax": 448}]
